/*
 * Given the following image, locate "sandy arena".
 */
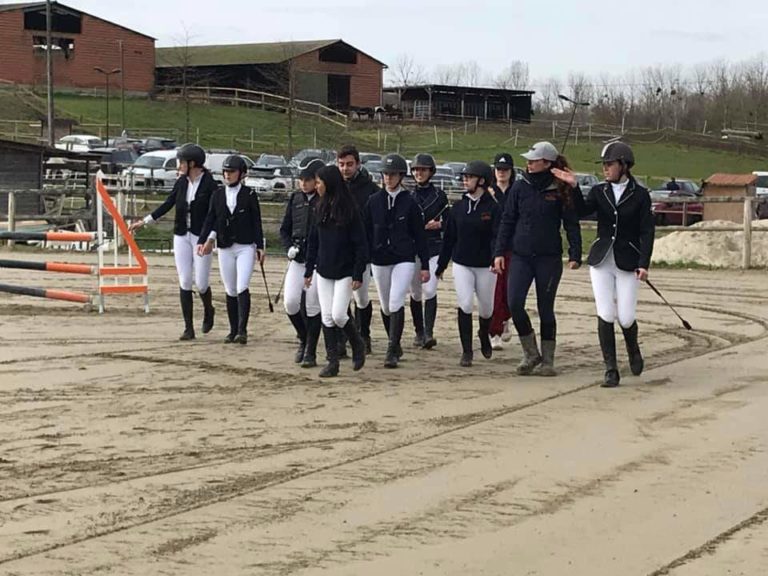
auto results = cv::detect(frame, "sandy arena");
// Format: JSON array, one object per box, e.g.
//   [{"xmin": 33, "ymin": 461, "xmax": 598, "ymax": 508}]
[{"xmin": 0, "ymin": 251, "xmax": 767, "ymax": 575}]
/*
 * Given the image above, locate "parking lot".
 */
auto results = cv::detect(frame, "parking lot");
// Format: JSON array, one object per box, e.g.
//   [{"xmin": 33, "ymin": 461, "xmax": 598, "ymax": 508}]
[{"xmin": 1, "ymin": 252, "xmax": 767, "ymax": 575}]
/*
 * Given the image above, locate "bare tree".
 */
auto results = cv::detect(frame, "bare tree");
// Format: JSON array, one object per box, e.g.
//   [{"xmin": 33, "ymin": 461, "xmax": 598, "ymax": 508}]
[
  {"xmin": 389, "ymin": 53, "xmax": 426, "ymax": 86},
  {"xmin": 494, "ymin": 61, "xmax": 530, "ymax": 90},
  {"xmin": 464, "ymin": 61, "xmax": 482, "ymax": 87}
]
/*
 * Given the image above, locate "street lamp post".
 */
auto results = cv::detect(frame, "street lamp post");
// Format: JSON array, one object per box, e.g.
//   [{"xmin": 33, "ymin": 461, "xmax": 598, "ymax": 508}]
[
  {"xmin": 94, "ymin": 66, "xmax": 121, "ymax": 144},
  {"xmin": 558, "ymin": 94, "xmax": 590, "ymax": 153}
]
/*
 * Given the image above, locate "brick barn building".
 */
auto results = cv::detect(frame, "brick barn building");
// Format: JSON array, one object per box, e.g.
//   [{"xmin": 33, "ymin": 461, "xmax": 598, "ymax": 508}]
[
  {"xmin": 0, "ymin": 1, "xmax": 155, "ymax": 93},
  {"xmin": 156, "ymin": 39, "xmax": 386, "ymax": 112}
]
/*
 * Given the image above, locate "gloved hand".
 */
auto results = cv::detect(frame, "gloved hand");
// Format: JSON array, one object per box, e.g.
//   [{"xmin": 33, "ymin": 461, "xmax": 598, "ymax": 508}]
[{"xmin": 287, "ymin": 246, "xmax": 300, "ymax": 260}]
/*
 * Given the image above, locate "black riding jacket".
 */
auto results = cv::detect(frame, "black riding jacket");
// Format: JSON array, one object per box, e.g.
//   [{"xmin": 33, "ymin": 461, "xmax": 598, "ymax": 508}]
[{"xmin": 571, "ymin": 177, "xmax": 655, "ymax": 271}]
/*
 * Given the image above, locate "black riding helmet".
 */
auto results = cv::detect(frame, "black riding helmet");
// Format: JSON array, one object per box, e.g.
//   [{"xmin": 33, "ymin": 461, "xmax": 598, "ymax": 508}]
[
  {"xmin": 411, "ymin": 153, "xmax": 436, "ymax": 172},
  {"xmin": 382, "ymin": 153, "xmax": 408, "ymax": 174},
  {"xmin": 461, "ymin": 160, "xmax": 493, "ymax": 187},
  {"xmin": 176, "ymin": 143, "xmax": 206, "ymax": 168},
  {"xmin": 599, "ymin": 141, "xmax": 635, "ymax": 168},
  {"xmin": 299, "ymin": 158, "xmax": 325, "ymax": 180},
  {"xmin": 222, "ymin": 155, "xmax": 248, "ymax": 180}
]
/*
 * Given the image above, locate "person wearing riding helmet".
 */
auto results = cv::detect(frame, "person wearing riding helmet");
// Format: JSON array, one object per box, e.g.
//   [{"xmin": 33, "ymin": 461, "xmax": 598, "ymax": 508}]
[
  {"xmin": 553, "ymin": 141, "xmax": 654, "ymax": 388},
  {"xmin": 364, "ymin": 153, "xmax": 430, "ymax": 368},
  {"xmin": 304, "ymin": 165, "xmax": 368, "ymax": 378},
  {"xmin": 493, "ymin": 141, "xmax": 582, "ymax": 377},
  {"xmin": 197, "ymin": 155, "xmax": 265, "ymax": 345},
  {"xmin": 436, "ymin": 160, "xmax": 501, "ymax": 367},
  {"xmin": 129, "ymin": 143, "xmax": 218, "ymax": 341},
  {"xmin": 279, "ymin": 158, "xmax": 325, "ymax": 368},
  {"xmin": 408, "ymin": 153, "xmax": 449, "ymax": 349},
  {"xmin": 337, "ymin": 145, "xmax": 379, "ymax": 354},
  {"xmin": 488, "ymin": 152, "xmax": 515, "ymax": 350}
]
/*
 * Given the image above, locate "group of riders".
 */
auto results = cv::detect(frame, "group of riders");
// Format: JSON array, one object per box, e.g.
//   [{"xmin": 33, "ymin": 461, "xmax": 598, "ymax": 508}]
[{"xmin": 129, "ymin": 140, "xmax": 654, "ymax": 388}]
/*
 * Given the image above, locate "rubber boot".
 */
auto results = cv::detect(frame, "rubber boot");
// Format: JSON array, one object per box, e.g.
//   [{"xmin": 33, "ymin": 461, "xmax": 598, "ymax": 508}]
[
  {"xmin": 233, "ymin": 289, "xmax": 250, "ymax": 345},
  {"xmin": 225, "ymin": 295, "xmax": 238, "ymax": 343},
  {"xmin": 342, "ymin": 319, "xmax": 366, "ymax": 371},
  {"xmin": 598, "ymin": 318, "xmax": 620, "ymax": 387},
  {"xmin": 384, "ymin": 308, "xmax": 405, "ymax": 368},
  {"xmin": 288, "ymin": 312, "xmax": 307, "ymax": 364},
  {"xmin": 458, "ymin": 309, "xmax": 473, "ymax": 367},
  {"xmin": 179, "ymin": 288, "xmax": 195, "ymax": 341},
  {"xmin": 301, "ymin": 314, "xmax": 321, "ymax": 368},
  {"xmin": 478, "ymin": 316, "xmax": 493, "ymax": 359},
  {"xmin": 622, "ymin": 321, "xmax": 644, "ymax": 376},
  {"xmin": 319, "ymin": 324, "xmax": 339, "ymax": 378},
  {"xmin": 410, "ymin": 297, "xmax": 426, "ymax": 348},
  {"xmin": 423, "ymin": 296, "xmax": 438, "ymax": 349},
  {"xmin": 199, "ymin": 287, "xmax": 215, "ymax": 334},
  {"xmin": 534, "ymin": 340, "xmax": 557, "ymax": 376},
  {"xmin": 517, "ymin": 332, "xmax": 542, "ymax": 375},
  {"xmin": 357, "ymin": 303, "xmax": 373, "ymax": 354}
]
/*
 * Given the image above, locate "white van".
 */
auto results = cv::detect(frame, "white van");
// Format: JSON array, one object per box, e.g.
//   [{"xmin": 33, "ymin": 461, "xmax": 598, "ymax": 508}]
[{"xmin": 753, "ymin": 171, "xmax": 768, "ymax": 197}]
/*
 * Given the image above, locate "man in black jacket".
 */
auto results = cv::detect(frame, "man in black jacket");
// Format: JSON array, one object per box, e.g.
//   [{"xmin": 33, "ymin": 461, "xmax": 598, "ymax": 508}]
[
  {"xmin": 338, "ymin": 145, "xmax": 379, "ymax": 352},
  {"xmin": 129, "ymin": 143, "xmax": 217, "ymax": 340}
]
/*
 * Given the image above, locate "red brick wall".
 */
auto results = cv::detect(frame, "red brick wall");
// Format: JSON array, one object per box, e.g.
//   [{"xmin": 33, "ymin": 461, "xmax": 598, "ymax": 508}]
[
  {"xmin": 0, "ymin": 10, "xmax": 154, "ymax": 92},
  {"xmin": 294, "ymin": 50, "xmax": 383, "ymax": 108}
]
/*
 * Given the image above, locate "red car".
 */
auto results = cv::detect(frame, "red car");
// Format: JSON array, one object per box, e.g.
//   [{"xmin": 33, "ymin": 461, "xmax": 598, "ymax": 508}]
[{"xmin": 652, "ymin": 189, "xmax": 703, "ymax": 226}]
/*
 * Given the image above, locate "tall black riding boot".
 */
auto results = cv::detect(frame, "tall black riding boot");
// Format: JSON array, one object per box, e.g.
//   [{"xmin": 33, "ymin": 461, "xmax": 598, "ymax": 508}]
[
  {"xmin": 458, "ymin": 309, "xmax": 473, "ymax": 367},
  {"xmin": 423, "ymin": 296, "xmax": 438, "ymax": 349},
  {"xmin": 301, "ymin": 314, "xmax": 321, "ymax": 368},
  {"xmin": 342, "ymin": 319, "xmax": 366, "ymax": 371},
  {"xmin": 598, "ymin": 318, "xmax": 620, "ymax": 387},
  {"xmin": 225, "ymin": 295, "xmax": 238, "ymax": 343},
  {"xmin": 410, "ymin": 297, "xmax": 426, "ymax": 348},
  {"xmin": 179, "ymin": 288, "xmax": 195, "ymax": 341},
  {"xmin": 621, "ymin": 321, "xmax": 644, "ymax": 376},
  {"xmin": 384, "ymin": 308, "xmax": 405, "ymax": 368},
  {"xmin": 199, "ymin": 287, "xmax": 215, "ymax": 334},
  {"xmin": 357, "ymin": 303, "xmax": 373, "ymax": 354},
  {"xmin": 319, "ymin": 324, "xmax": 339, "ymax": 378},
  {"xmin": 288, "ymin": 312, "xmax": 308, "ymax": 363},
  {"xmin": 234, "ymin": 289, "xmax": 251, "ymax": 345},
  {"xmin": 336, "ymin": 307, "xmax": 350, "ymax": 358},
  {"xmin": 478, "ymin": 316, "xmax": 493, "ymax": 359}
]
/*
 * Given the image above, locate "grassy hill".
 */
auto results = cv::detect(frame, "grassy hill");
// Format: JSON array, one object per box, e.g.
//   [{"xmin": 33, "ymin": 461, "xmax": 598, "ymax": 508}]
[{"xmin": 4, "ymin": 92, "xmax": 767, "ymax": 185}]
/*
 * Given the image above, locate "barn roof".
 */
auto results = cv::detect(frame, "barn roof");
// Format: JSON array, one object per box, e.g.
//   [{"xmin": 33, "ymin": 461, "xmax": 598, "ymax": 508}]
[{"xmin": 156, "ymin": 39, "xmax": 385, "ymax": 68}]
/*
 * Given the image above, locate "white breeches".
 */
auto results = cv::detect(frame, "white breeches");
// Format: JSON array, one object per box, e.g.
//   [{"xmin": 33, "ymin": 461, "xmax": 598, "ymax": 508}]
[
  {"xmin": 174, "ymin": 233, "xmax": 212, "ymax": 292},
  {"xmin": 410, "ymin": 255, "xmax": 439, "ymax": 302},
  {"xmin": 316, "ymin": 274, "xmax": 353, "ymax": 328},
  {"xmin": 218, "ymin": 243, "xmax": 255, "ymax": 297},
  {"xmin": 283, "ymin": 260, "xmax": 321, "ymax": 317},
  {"xmin": 589, "ymin": 250, "xmax": 639, "ymax": 328},
  {"xmin": 452, "ymin": 263, "xmax": 497, "ymax": 318},
  {"xmin": 352, "ymin": 264, "xmax": 372, "ymax": 309},
  {"xmin": 372, "ymin": 262, "xmax": 415, "ymax": 315}
]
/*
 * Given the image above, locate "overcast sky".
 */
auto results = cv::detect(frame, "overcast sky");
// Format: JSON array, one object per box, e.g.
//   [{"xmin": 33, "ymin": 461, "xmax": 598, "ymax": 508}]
[{"xmin": 8, "ymin": 0, "xmax": 767, "ymax": 87}]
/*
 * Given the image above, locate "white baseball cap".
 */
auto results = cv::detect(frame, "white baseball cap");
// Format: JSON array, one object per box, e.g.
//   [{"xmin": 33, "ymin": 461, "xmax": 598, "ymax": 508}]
[{"xmin": 521, "ymin": 141, "xmax": 559, "ymax": 162}]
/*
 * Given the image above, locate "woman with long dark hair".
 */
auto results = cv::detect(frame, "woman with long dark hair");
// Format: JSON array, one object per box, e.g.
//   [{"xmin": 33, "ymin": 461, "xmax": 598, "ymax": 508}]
[
  {"xmin": 493, "ymin": 141, "xmax": 582, "ymax": 377},
  {"xmin": 304, "ymin": 165, "xmax": 368, "ymax": 378}
]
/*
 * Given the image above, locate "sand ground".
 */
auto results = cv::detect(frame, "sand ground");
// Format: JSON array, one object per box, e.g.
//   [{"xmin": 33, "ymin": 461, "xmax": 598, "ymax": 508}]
[{"xmin": 0, "ymin": 250, "xmax": 766, "ymax": 575}]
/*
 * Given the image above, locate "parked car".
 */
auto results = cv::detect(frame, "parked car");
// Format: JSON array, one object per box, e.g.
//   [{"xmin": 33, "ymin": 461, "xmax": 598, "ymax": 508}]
[
  {"xmin": 55, "ymin": 134, "xmax": 102, "ymax": 152},
  {"xmin": 139, "ymin": 137, "xmax": 178, "ymax": 154},
  {"xmin": 289, "ymin": 148, "xmax": 336, "ymax": 168},
  {"xmin": 255, "ymin": 154, "xmax": 287, "ymax": 169},
  {"xmin": 753, "ymin": 171, "xmax": 768, "ymax": 197},
  {"xmin": 652, "ymin": 188, "xmax": 703, "ymax": 226},
  {"xmin": 433, "ymin": 165, "xmax": 458, "ymax": 190},
  {"xmin": 244, "ymin": 166, "xmax": 296, "ymax": 200},
  {"xmin": 92, "ymin": 148, "xmax": 139, "ymax": 174},
  {"xmin": 575, "ymin": 173, "xmax": 600, "ymax": 190},
  {"xmin": 359, "ymin": 152, "xmax": 382, "ymax": 164},
  {"xmin": 364, "ymin": 160, "xmax": 384, "ymax": 185},
  {"xmin": 651, "ymin": 179, "xmax": 700, "ymax": 201},
  {"xmin": 121, "ymin": 150, "xmax": 179, "ymax": 188}
]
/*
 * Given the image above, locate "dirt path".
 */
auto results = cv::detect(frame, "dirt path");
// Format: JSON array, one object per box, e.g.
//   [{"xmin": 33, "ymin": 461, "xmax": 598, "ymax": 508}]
[{"xmin": 0, "ymin": 252, "xmax": 766, "ymax": 575}]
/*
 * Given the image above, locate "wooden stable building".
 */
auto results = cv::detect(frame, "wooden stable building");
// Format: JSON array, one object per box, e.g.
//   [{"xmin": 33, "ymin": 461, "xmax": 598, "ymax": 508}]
[
  {"xmin": 702, "ymin": 173, "xmax": 758, "ymax": 223},
  {"xmin": 384, "ymin": 84, "xmax": 534, "ymax": 123},
  {"xmin": 155, "ymin": 39, "xmax": 385, "ymax": 112},
  {"xmin": 0, "ymin": 1, "xmax": 155, "ymax": 93}
]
